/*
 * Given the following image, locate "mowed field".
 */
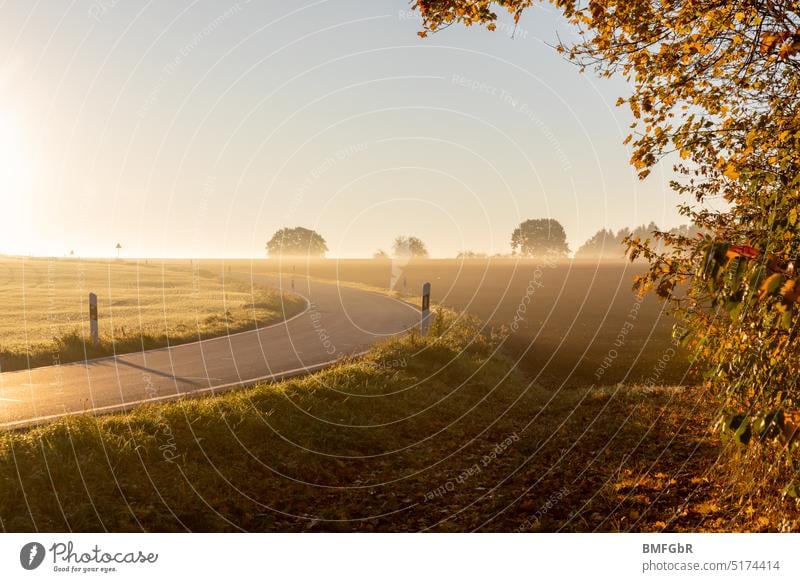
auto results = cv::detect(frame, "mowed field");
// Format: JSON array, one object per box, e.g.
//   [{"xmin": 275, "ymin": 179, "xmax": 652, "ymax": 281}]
[
  {"xmin": 198, "ymin": 258, "xmax": 694, "ymax": 388},
  {"xmin": 0, "ymin": 257, "xmax": 304, "ymax": 372}
]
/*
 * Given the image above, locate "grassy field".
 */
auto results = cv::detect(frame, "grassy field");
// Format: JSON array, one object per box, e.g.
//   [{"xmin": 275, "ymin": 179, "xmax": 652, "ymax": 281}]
[
  {"xmin": 0, "ymin": 259, "xmax": 793, "ymax": 532},
  {"xmin": 199, "ymin": 258, "xmax": 695, "ymax": 388},
  {"xmin": 1, "ymin": 308, "xmax": 791, "ymax": 532},
  {"xmin": 0, "ymin": 257, "xmax": 305, "ymax": 372}
]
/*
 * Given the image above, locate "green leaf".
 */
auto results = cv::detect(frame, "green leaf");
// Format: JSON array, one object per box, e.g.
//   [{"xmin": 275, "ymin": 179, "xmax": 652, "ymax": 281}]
[
  {"xmin": 780, "ymin": 308, "xmax": 793, "ymax": 330},
  {"xmin": 749, "ymin": 266, "xmax": 766, "ymax": 294},
  {"xmin": 762, "ymin": 273, "xmax": 783, "ymax": 296},
  {"xmin": 782, "ymin": 483, "xmax": 800, "ymax": 499}
]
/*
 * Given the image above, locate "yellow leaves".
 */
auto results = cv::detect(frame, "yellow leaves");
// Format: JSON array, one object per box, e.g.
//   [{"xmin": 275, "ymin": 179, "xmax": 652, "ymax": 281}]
[
  {"xmin": 761, "ymin": 30, "xmax": 800, "ymax": 59},
  {"xmin": 589, "ymin": 2, "xmax": 605, "ymax": 20},
  {"xmin": 790, "ymin": 208, "xmax": 799, "ymax": 227},
  {"xmin": 759, "ymin": 273, "xmax": 783, "ymax": 299},
  {"xmin": 694, "ymin": 501, "xmax": 720, "ymax": 515},
  {"xmin": 781, "ymin": 279, "xmax": 800, "ymax": 303},
  {"xmin": 760, "ymin": 33, "xmax": 785, "ymax": 54},
  {"xmin": 734, "ymin": 12, "xmax": 745, "ymax": 22},
  {"xmin": 723, "ymin": 163, "xmax": 740, "ymax": 181},
  {"xmin": 778, "ymin": 39, "xmax": 800, "ymax": 60}
]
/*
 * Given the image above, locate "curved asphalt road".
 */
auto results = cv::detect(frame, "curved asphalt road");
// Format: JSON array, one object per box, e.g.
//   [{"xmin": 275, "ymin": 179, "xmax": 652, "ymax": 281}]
[{"xmin": 0, "ymin": 273, "xmax": 419, "ymax": 430}]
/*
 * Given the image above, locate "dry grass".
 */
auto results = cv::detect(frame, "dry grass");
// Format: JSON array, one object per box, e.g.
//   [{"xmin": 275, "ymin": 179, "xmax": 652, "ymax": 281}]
[
  {"xmin": 0, "ymin": 257, "xmax": 305, "ymax": 372},
  {"xmin": 703, "ymin": 437, "xmax": 800, "ymax": 532}
]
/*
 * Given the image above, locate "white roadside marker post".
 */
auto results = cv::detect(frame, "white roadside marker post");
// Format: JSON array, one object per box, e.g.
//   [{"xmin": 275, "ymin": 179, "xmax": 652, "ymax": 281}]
[
  {"xmin": 421, "ymin": 282, "xmax": 431, "ymax": 336},
  {"xmin": 89, "ymin": 292, "xmax": 99, "ymax": 347}
]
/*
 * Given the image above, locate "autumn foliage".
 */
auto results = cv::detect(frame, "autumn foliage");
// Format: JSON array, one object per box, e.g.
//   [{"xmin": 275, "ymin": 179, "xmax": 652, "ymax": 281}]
[{"xmin": 413, "ymin": 1, "xmax": 800, "ymax": 494}]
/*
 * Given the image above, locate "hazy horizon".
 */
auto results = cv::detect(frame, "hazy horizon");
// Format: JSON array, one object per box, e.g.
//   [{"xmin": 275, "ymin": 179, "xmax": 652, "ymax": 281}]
[{"xmin": 0, "ymin": 251, "xmax": 640, "ymax": 262}]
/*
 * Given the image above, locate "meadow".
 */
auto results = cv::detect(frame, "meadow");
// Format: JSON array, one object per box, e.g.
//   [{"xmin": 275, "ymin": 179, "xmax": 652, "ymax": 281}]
[{"xmin": 0, "ymin": 257, "xmax": 305, "ymax": 372}]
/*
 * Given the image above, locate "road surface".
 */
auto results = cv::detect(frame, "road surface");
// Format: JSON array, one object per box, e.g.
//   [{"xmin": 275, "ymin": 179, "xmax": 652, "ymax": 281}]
[{"xmin": 0, "ymin": 273, "xmax": 419, "ymax": 430}]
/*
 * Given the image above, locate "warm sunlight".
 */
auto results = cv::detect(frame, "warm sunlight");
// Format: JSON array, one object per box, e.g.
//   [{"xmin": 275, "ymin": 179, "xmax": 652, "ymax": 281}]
[{"xmin": 0, "ymin": 109, "xmax": 32, "ymax": 250}]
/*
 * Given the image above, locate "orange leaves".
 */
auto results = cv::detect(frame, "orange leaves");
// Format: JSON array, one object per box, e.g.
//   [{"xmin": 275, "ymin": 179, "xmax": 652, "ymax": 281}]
[
  {"xmin": 589, "ymin": 1, "xmax": 605, "ymax": 21},
  {"xmin": 723, "ymin": 163, "xmax": 741, "ymax": 181},
  {"xmin": 727, "ymin": 245, "xmax": 760, "ymax": 259},
  {"xmin": 759, "ymin": 273, "xmax": 782, "ymax": 299},
  {"xmin": 759, "ymin": 33, "xmax": 785, "ymax": 54},
  {"xmin": 780, "ymin": 279, "xmax": 800, "ymax": 303},
  {"xmin": 778, "ymin": 40, "xmax": 800, "ymax": 60},
  {"xmin": 754, "ymin": 274, "xmax": 800, "ymax": 304},
  {"xmin": 760, "ymin": 30, "xmax": 800, "ymax": 59}
]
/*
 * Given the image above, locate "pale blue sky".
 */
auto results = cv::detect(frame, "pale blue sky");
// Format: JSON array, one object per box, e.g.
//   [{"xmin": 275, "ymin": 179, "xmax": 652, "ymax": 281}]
[{"xmin": 0, "ymin": 0, "xmax": 682, "ymax": 258}]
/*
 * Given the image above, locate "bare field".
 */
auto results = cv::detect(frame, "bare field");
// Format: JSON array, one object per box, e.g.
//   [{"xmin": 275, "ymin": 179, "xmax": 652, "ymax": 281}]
[
  {"xmin": 0, "ymin": 257, "xmax": 304, "ymax": 372},
  {"xmin": 194, "ymin": 258, "xmax": 694, "ymax": 388}
]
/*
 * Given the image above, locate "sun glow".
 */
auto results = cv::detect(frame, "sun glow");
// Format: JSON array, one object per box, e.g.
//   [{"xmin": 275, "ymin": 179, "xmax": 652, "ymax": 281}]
[{"xmin": 0, "ymin": 110, "xmax": 35, "ymax": 253}]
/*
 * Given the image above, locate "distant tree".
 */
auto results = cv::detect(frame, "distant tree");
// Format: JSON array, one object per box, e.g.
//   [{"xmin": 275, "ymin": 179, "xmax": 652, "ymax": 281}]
[
  {"xmin": 575, "ymin": 222, "xmax": 702, "ymax": 261},
  {"xmin": 630, "ymin": 222, "xmax": 659, "ymax": 242},
  {"xmin": 373, "ymin": 249, "xmax": 389, "ymax": 259},
  {"xmin": 510, "ymin": 219, "xmax": 569, "ymax": 258},
  {"xmin": 266, "ymin": 227, "xmax": 328, "ymax": 257},
  {"xmin": 575, "ymin": 228, "xmax": 619, "ymax": 260},
  {"xmin": 456, "ymin": 250, "xmax": 487, "ymax": 259},
  {"xmin": 668, "ymin": 223, "xmax": 704, "ymax": 240},
  {"xmin": 392, "ymin": 236, "xmax": 429, "ymax": 258}
]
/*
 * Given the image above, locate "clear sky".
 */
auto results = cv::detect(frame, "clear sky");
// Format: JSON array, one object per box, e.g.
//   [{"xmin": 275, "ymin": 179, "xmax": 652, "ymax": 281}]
[{"xmin": 0, "ymin": 0, "xmax": 683, "ymax": 258}]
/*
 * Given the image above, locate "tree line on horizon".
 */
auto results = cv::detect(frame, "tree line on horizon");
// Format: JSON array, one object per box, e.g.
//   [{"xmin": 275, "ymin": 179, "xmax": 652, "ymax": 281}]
[{"xmin": 265, "ymin": 219, "xmax": 699, "ymax": 260}]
